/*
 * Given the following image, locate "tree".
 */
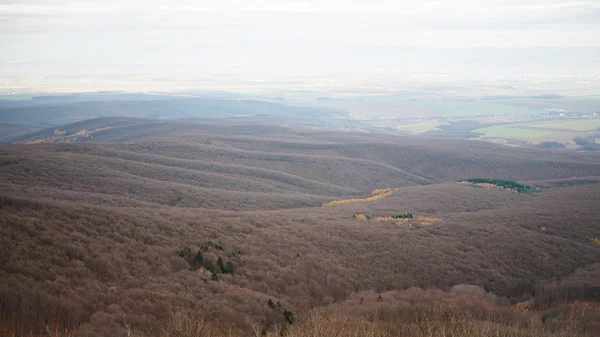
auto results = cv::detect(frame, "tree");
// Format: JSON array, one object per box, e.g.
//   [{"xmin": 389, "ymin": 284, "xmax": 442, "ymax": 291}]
[
  {"xmin": 283, "ymin": 310, "xmax": 294, "ymax": 324},
  {"xmin": 195, "ymin": 250, "xmax": 204, "ymax": 267},
  {"xmin": 205, "ymin": 260, "xmax": 215, "ymax": 273},
  {"xmin": 224, "ymin": 261, "xmax": 235, "ymax": 274},
  {"xmin": 217, "ymin": 257, "xmax": 225, "ymax": 273},
  {"xmin": 179, "ymin": 246, "xmax": 191, "ymax": 258},
  {"xmin": 267, "ymin": 299, "xmax": 276, "ymax": 310}
]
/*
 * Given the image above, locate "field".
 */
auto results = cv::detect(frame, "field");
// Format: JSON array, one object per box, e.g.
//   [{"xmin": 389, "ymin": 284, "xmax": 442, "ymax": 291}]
[
  {"xmin": 472, "ymin": 125, "xmax": 552, "ymax": 139},
  {"xmin": 402, "ymin": 100, "xmax": 542, "ymax": 117},
  {"xmin": 472, "ymin": 118, "xmax": 600, "ymax": 146},
  {"xmin": 1, "ymin": 117, "xmax": 600, "ymax": 336},
  {"xmin": 521, "ymin": 119, "xmax": 600, "ymax": 131},
  {"xmin": 502, "ymin": 96, "xmax": 600, "ymax": 114}
]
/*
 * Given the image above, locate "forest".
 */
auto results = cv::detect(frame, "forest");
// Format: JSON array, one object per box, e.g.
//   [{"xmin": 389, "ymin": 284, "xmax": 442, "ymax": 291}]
[{"xmin": 1, "ymin": 118, "xmax": 600, "ymax": 336}]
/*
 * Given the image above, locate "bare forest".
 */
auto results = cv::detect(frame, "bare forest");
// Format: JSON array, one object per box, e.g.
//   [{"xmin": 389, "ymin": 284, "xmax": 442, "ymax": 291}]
[{"xmin": 1, "ymin": 119, "xmax": 600, "ymax": 336}]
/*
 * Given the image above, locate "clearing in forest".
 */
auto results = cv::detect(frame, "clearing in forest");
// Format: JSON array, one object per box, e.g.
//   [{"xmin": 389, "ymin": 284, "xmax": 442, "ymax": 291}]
[{"xmin": 323, "ymin": 188, "xmax": 394, "ymax": 207}]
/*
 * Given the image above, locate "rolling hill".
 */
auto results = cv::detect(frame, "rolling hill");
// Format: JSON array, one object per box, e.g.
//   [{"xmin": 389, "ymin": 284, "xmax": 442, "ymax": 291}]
[
  {"xmin": 1, "ymin": 119, "xmax": 600, "ymax": 336},
  {"xmin": 0, "ymin": 98, "xmax": 344, "ymax": 125}
]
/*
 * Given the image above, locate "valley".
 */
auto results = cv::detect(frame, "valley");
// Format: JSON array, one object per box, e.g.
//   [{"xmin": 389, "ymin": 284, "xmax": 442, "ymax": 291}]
[{"xmin": 1, "ymin": 117, "xmax": 599, "ymax": 336}]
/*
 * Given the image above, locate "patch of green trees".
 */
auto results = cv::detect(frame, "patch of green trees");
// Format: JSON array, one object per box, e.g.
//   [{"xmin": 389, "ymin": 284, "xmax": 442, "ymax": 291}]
[
  {"xmin": 460, "ymin": 178, "xmax": 533, "ymax": 193},
  {"xmin": 178, "ymin": 241, "xmax": 236, "ymax": 280}
]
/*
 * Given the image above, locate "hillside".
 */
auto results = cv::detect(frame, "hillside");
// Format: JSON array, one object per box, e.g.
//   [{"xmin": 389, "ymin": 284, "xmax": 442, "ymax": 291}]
[
  {"xmin": 0, "ymin": 122, "xmax": 43, "ymax": 144},
  {"xmin": 0, "ymin": 98, "xmax": 343, "ymax": 127},
  {"xmin": 1, "ymin": 122, "xmax": 600, "ymax": 336},
  {"xmin": 5, "ymin": 117, "xmax": 600, "ymax": 181}
]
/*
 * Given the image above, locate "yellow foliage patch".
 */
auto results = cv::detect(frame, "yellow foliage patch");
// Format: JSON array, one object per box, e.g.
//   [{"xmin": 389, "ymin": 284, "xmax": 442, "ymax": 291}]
[
  {"xmin": 73, "ymin": 129, "xmax": 89, "ymax": 137},
  {"xmin": 371, "ymin": 188, "xmax": 393, "ymax": 197},
  {"xmin": 457, "ymin": 181, "xmax": 519, "ymax": 193},
  {"xmin": 375, "ymin": 216, "xmax": 410, "ymax": 225},
  {"xmin": 354, "ymin": 214, "xmax": 368, "ymax": 220},
  {"xmin": 568, "ymin": 302, "xmax": 600, "ymax": 320},
  {"xmin": 323, "ymin": 188, "xmax": 394, "ymax": 207},
  {"xmin": 515, "ymin": 300, "xmax": 533, "ymax": 314},
  {"xmin": 591, "ymin": 237, "xmax": 600, "ymax": 245},
  {"xmin": 28, "ymin": 139, "xmax": 45, "ymax": 144},
  {"xmin": 417, "ymin": 217, "xmax": 440, "ymax": 226}
]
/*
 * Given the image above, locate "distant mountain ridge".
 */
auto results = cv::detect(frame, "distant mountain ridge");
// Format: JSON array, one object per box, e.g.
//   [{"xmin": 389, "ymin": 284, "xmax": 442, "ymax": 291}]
[{"xmin": 0, "ymin": 96, "xmax": 345, "ymax": 127}]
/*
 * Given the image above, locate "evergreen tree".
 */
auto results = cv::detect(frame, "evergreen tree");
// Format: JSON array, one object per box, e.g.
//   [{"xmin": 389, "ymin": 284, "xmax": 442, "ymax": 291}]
[
  {"xmin": 195, "ymin": 250, "xmax": 204, "ymax": 267},
  {"xmin": 205, "ymin": 259, "xmax": 215, "ymax": 273},
  {"xmin": 217, "ymin": 257, "xmax": 225, "ymax": 273},
  {"xmin": 179, "ymin": 246, "xmax": 191, "ymax": 258},
  {"xmin": 224, "ymin": 261, "xmax": 235, "ymax": 274},
  {"xmin": 283, "ymin": 310, "xmax": 295, "ymax": 324}
]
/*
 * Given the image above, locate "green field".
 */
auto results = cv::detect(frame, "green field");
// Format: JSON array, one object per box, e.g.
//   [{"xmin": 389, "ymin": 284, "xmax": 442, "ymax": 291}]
[
  {"xmin": 473, "ymin": 126, "xmax": 552, "ymax": 139},
  {"xmin": 404, "ymin": 101, "xmax": 542, "ymax": 117},
  {"xmin": 522, "ymin": 119, "xmax": 600, "ymax": 131}
]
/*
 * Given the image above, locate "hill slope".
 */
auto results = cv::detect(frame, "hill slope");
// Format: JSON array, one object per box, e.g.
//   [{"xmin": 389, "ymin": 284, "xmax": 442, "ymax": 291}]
[
  {"xmin": 0, "ymin": 98, "xmax": 343, "ymax": 126},
  {"xmin": 1, "ymin": 123, "xmax": 600, "ymax": 336}
]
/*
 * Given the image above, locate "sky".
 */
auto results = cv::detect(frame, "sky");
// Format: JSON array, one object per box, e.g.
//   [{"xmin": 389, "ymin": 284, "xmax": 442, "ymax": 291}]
[{"xmin": 1, "ymin": 0, "xmax": 600, "ymax": 87}]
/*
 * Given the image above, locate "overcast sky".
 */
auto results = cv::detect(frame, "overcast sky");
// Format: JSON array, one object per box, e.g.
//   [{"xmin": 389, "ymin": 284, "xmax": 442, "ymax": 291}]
[{"xmin": 1, "ymin": 0, "xmax": 600, "ymax": 80}]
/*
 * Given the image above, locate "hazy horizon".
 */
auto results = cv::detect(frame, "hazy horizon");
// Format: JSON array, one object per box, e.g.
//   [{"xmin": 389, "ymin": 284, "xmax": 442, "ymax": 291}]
[{"xmin": 2, "ymin": 0, "xmax": 600, "ymax": 92}]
